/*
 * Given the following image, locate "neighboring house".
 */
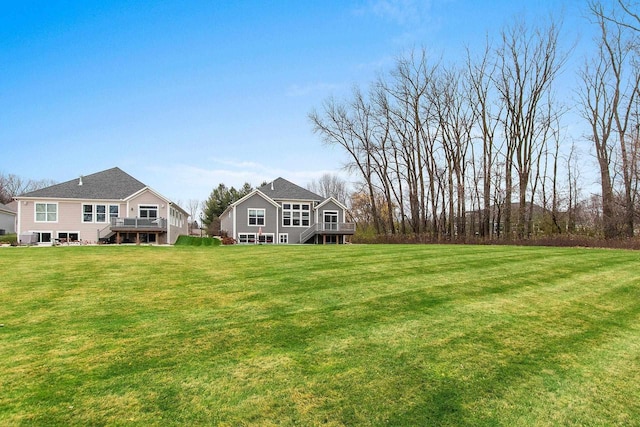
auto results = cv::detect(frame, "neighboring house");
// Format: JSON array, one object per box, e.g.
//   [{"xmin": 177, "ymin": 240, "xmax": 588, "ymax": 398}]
[
  {"xmin": 14, "ymin": 167, "xmax": 188, "ymax": 245},
  {"xmin": 220, "ymin": 177, "xmax": 355, "ymax": 244},
  {"xmin": 0, "ymin": 202, "xmax": 17, "ymax": 235}
]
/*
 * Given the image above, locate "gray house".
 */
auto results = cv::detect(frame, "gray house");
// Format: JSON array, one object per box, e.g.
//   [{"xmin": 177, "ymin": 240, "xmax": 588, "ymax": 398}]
[
  {"xmin": 220, "ymin": 178, "xmax": 355, "ymax": 244},
  {"xmin": 0, "ymin": 202, "xmax": 17, "ymax": 235}
]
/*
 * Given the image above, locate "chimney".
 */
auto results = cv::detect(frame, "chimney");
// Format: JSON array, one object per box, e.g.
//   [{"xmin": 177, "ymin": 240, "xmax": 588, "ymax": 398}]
[{"xmin": 78, "ymin": 175, "xmax": 83, "ymax": 186}]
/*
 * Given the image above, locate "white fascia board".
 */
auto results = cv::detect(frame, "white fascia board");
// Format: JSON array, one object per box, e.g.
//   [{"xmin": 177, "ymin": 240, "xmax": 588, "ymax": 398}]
[
  {"xmin": 232, "ymin": 204, "xmax": 237, "ymax": 239},
  {"xmin": 232, "ymin": 190, "xmax": 280, "ymax": 209},
  {"xmin": 316, "ymin": 197, "xmax": 348, "ymax": 212}
]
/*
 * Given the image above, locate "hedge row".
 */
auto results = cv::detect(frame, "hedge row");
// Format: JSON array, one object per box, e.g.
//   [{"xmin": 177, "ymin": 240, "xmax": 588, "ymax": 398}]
[{"xmin": 174, "ymin": 235, "xmax": 221, "ymax": 247}]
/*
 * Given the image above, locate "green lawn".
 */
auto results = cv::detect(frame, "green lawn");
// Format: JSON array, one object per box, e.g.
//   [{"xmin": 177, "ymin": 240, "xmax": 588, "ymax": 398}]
[{"xmin": 1, "ymin": 244, "xmax": 639, "ymax": 426}]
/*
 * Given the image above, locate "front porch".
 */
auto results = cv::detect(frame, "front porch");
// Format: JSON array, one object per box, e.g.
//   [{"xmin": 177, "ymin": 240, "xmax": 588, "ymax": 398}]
[{"xmin": 99, "ymin": 217, "xmax": 167, "ymax": 244}]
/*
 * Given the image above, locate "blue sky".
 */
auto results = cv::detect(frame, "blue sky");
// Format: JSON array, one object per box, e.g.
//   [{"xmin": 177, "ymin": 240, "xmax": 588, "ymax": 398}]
[{"xmin": 1, "ymin": 0, "xmax": 596, "ymax": 205}]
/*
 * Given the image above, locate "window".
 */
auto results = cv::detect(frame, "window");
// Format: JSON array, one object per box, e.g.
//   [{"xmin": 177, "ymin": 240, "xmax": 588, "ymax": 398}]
[
  {"xmin": 83, "ymin": 204, "xmax": 93, "ymax": 222},
  {"xmin": 57, "ymin": 232, "xmax": 79, "ymax": 243},
  {"xmin": 238, "ymin": 233, "xmax": 274, "ymax": 244},
  {"xmin": 109, "ymin": 205, "xmax": 119, "ymax": 220},
  {"xmin": 139, "ymin": 205, "xmax": 158, "ymax": 219},
  {"xmin": 139, "ymin": 233, "xmax": 156, "ymax": 243},
  {"xmin": 258, "ymin": 234, "xmax": 274, "ymax": 244},
  {"xmin": 37, "ymin": 232, "xmax": 52, "ymax": 243},
  {"xmin": 96, "ymin": 205, "xmax": 107, "ymax": 223},
  {"xmin": 324, "ymin": 210, "xmax": 339, "ymax": 230},
  {"xmin": 35, "ymin": 203, "xmax": 57, "ymax": 222},
  {"xmin": 282, "ymin": 203, "xmax": 310, "ymax": 227},
  {"xmin": 279, "ymin": 233, "xmax": 288, "ymax": 244},
  {"xmin": 170, "ymin": 207, "xmax": 184, "ymax": 227},
  {"xmin": 248, "ymin": 208, "xmax": 265, "ymax": 226},
  {"xmin": 238, "ymin": 233, "xmax": 256, "ymax": 244},
  {"xmin": 82, "ymin": 204, "xmax": 110, "ymax": 223}
]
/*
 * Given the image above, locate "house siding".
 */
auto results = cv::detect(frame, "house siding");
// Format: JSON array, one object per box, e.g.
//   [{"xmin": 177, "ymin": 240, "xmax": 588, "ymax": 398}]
[
  {"xmin": 233, "ymin": 193, "xmax": 278, "ymax": 239},
  {"xmin": 128, "ymin": 191, "xmax": 167, "ymax": 218},
  {"xmin": 17, "ymin": 191, "xmax": 188, "ymax": 244},
  {"xmin": 220, "ymin": 210, "xmax": 233, "ymax": 237},
  {"xmin": 168, "ymin": 205, "xmax": 188, "ymax": 244},
  {"xmin": 18, "ymin": 199, "xmax": 126, "ymax": 243},
  {"xmin": 14, "ymin": 168, "xmax": 188, "ymax": 245},
  {"xmin": 0, "ymin": 211, "xmax": 15, "ymax": 234},
  {"xmin": 316, "ymin": 200, "xmax": 346, "ymax": 222},
  {"xmin": 220, "ymin": 178, "xmax": 353, "ymax": 245}
]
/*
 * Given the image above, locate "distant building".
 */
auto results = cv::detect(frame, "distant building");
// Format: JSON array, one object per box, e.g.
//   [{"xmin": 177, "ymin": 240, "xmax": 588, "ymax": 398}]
[
  {"xmin": 14, "ymin": 167, "xmax": 188, "ymax": 245},
  {"xmin": 220, "ymin": 177, "xmax": 355, "ymax": 244},
  {"xmin": 0, "ymin": 202, "xmax": 16, "ymax": 235}
]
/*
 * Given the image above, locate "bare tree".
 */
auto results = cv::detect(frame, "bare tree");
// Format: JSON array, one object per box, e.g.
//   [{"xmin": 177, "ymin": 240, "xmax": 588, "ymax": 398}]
[
  {"xmin": 307, "ymin": 173, "xmax": 349, "ymax": 205},
  {"xmin": 466, "ymin": 39, "xmax": 503, "ymax": 239},
  {"xmin": 590, "ymin": 0, "xmax": 640, "ymax": 33},
  {"xmin": 429, "ymin": 66, "xmax": 475, "ymax": 239},
  {"xmin": 579, "ymin": 2, "xmax": 640, "ymax": 238},
  {"xmin": 0, "ymin": 172, "xmax": 56, "ymax": 204},
  {"xmin": 186, "ymin": 199, "xmax": 200, "ymax": 234},
  {"xmin": 386, "ymin": 48, "xmax": 439, "ymax": 234},
  {"xmin": 310, "ymin": 89, "xmax": 383, "ymax": 233},
  {"xmin": 494, "ymin": 18, "xmax": 567, "ymax": 239}
]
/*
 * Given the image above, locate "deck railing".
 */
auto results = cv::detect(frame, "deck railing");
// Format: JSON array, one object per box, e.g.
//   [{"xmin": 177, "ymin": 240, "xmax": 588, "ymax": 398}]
[
  {"xmin": 110, "ymin": 217, "xmax": 167, "ymax": 229},
  {"xmin": 98, "ymin": 217, "xmax": 167, "ymax": 240},
  {"xmin": 300, "ymin": 222, "xmax": 356, "ymax": 243}
]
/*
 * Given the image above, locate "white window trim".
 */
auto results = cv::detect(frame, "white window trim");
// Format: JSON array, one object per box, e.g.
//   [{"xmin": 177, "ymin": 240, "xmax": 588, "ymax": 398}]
[
  {"xmin": 34, "ymin": 202, "xmax": 58, "ymax": 223},
  {"xmin": 238, "ymin": 233, "xmax": 256, "ymax": 244},
  {"xmin": 139, "ymin": 204, "xmax": 159, "ymax": 219},
  {"xmin": 31, "ymin": 230, "xmax": 53, "ymax": 244},
  {"xmin": 57, "ymin": 231, "xmax": 80, "ymax": 243},
  {"xmin": 170, "ymin": 207, "xmax": 184, "ymax": 227},
  {"xmin": 82, "ymin": 204, "xmax": 93, "ymax": 223},
  {"xmin": 82, "ymin": 203, "xmax": 113, "ymax": 223},
  {"xmin": 247, "ymin": 208, "xmax": 266, "ymax": 227},
  {"xmin": 238, "ymin": 232, "xmax": 275, "ymax": 244},
  {"xmin": 279, "ymin": 233, "xmax": 288, "ymax": 244},
  {"xmin": 109, "ymin": 204, "xmax": 119, "ymax": 220},
  {"xmin": 323, "ymin": 210, "xmax": 339, "ymax": 231},
  {"xmin": 282, "ymin": 202, "xmax": 310, "ymax": 227}
]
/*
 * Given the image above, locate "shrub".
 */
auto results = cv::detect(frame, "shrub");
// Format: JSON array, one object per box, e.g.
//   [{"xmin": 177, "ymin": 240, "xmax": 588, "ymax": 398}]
[
  {"xmin": 174, "ymin": 235, "xmax": 221, "ymax": 247},
  {"xmin": 221, "ymin": 236, "xmax": 236, "ymax": 245},
  {"xmin": 0, "ymin": 233, "xmax": 17, "ymax": 245}
]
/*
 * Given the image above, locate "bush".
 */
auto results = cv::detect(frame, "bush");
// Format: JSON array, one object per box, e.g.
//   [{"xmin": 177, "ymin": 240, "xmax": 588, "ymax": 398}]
[
  {"xmin": 0, "ymin": 233, "xmax": 17, "ymax": 245},
  {"xmin": 352, "ymin": 232, "xmax": 640, "ymax": 250},
  {"xmin": 221, "ymin": 236, "xmax": 236, "ymax": 245},
  {"xmin": 174, "ymin": 235, "xmax": 221, "ymax": 247}
]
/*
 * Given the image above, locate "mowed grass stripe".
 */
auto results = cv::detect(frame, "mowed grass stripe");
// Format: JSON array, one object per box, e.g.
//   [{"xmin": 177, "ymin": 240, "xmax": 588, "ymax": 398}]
[{"xmin": 1, "ymin": 244, "xmax": 639, "ymax": 426}]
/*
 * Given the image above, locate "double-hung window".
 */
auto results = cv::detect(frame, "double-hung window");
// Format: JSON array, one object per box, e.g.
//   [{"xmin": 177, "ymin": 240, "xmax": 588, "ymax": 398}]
[
  {"xmin": 109, "ymin": 205, "xmax": 119, "ymax": 220},
  {"xmin": 83, "ymin": 205, "xmax": 94, "ymax": 222},
  {"xmin": 83, "ymin": 204, "xmax": 112, "ymax": 223},
  {"xmin": 35, "ymin": 203, "xmax": 57, "ymax": 222},
  {"xmin": 282, "ymin": 203, "xmax": 310, "ymax": 227},
  {"xmin": 248, "ymin": 208, "xmax": 265, "ymax": 226},
  {"xmin": 96, "ymin": 205, "xmax": 107, "ymax": 222}
]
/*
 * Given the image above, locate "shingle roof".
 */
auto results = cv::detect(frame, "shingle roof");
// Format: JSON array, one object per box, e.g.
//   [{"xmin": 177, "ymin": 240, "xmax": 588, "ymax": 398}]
[
  {"xmin": 17, "ymin": 167, "xmax": 147, "ymax": 200},
  {"xmin": 257, "ymin": 177, "xmax": 324, "ymax": 201},
  {"xmin": 0, "ymin": 203, "xmax": 16, "ymax": 214}
]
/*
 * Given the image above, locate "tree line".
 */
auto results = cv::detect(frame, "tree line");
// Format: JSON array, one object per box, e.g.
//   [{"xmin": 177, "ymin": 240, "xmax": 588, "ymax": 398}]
[
  {"xmin": 310, "ymin": 1, "xmax": 640, "ymax": 241},
  {"xmin": 0, "ymin": 173, "xmax": 56, "ymax": 205}
]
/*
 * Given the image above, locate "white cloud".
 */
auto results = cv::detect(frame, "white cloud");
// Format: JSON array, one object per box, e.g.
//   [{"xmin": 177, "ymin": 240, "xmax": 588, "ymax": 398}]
[
  {"xmin": 355, "ymin": 0, "xmax": 434, "ymax": 26},
  {"xmin": 285, "ymin": 82, "xmax": 345, "ymax": 97},
  {"xmin": 146, "ymin": 159, "xmax": 353, "ymax": 204}
]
